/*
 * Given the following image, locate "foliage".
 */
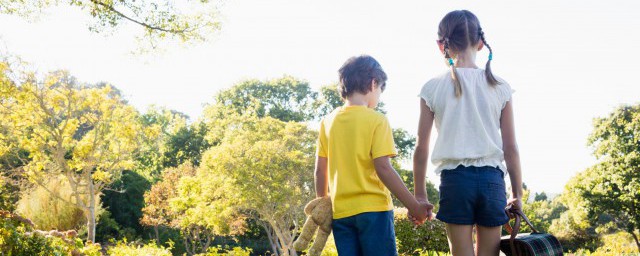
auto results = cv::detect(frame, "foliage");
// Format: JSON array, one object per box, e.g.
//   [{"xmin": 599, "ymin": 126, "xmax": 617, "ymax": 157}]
[
  {"xmin": 107, "ymin": 239, "xmax": 173, "ymax": 256},
  {"xmin": 0, "ymin": 0, "xmax": 222, "ymax": 51},
  {"xmin": 395, "ymin": 168, "xmax": 439, "ymax": 210},
  {"xmin": 199, "ymin": 114, "xmax": 316, "ymax": 255},
  {"xmin": 135, "ymin": 106, "xmax": 189, "ymax": 180},
  {"xmin": 549, "ymin": 175, "xmax": 600, "ymax": 252},
  {"xmin": 16, "ymin": 176, "xmax": 94, "ymax": 231},
  {"xmin": 205, "ymin": 76, "xmax": 319, "ymax": 124},
  {"xmin": 580, "ymin": 104, "xmax": 640, "ymax": 250},
  {"xmin": 0, "ymin": 172, "xmax": 20, "ymax": 211},
  {"xmin": 519, "ymin": 188, "xmax": 566, "ymax": 234},
  {"xmin": 100, "ymin": 169, "xmax": 151, "ymax": 240},
  {"xmin": 195, "ymin": 245, "xmax": 253, "ymax": 256},
  {"xmin": 394, "ymin": 208, "xmax": 449, "ymax": 255},
  {"xmin": 0, "ymin": 67, "xmax": 141, "ymax": 241},
  {"xmin": 0, "ymin": 211, "xmax": 101, "ymax": 256},
  {"xmin": 162, "ymin": 121, "xmax": 212, "ymax": 168}
]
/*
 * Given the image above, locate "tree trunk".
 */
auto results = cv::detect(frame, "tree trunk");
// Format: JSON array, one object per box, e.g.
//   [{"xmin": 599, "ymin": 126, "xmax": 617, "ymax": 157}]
[
  {"xmin": 261, "ymin": 222, "xmax": 280, "ymax": 256},
  {"xmin": 87, "ymin": 178, "xmax": 97, "ymax": 242},
  {"xmin": 154, "ymin": 225, "xmax": 160, "ymax": 244},
  {"xmin": 630, "ymin": 230, "xmax": 640, "ymax": 252}
]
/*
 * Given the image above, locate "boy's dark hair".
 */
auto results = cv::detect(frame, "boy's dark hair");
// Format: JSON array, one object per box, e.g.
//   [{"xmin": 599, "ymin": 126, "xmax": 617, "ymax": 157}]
[
  {"xmin": 338, "ymin": 55, "xmax": 387, "ymax": 99},
  {"xmin": 438, "ymin": 10, "xmax": 500, "ymax": 97}
]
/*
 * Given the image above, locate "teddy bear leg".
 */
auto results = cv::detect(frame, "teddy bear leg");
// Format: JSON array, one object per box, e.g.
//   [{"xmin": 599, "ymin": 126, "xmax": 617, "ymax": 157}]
[
  {"xmin": 307, "ymin": 229, "xmax": 331, "ymax": 256},
  {"xmin": 293, "ymin": 217, "xmax": 318, "ymax": 251}
]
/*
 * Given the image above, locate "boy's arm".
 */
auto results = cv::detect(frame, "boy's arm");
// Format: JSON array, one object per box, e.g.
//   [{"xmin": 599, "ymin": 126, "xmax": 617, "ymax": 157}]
[
  {"xmin": 413, "ymin": 99, "xmax": 435, "ymax": 203},
  {"xmin": 373, "ymin": 156, "xmax": 430, "ymax": 222},
  {"xmin": 315, "ymin": 156, "xmax": 329, "ymax": 198},
  {"xmin": 501, "ymin": 100, "xmax": 523, "ymax": 210}
]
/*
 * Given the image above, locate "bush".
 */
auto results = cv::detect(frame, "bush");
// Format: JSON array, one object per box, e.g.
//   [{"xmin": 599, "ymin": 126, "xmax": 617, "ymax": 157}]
[
  {"xmin": 394, "ymin": 208, "xmax": 449, "ymax": 255},
  {"xmin": 16, "ymin": 176, "xmax": 99, "ymax": 231},
  {"xmin": 195, "ymin": 245, "xmax": 253, "ymax": 256},
  {"xmin": 107, "ymin": 239, "xmax": 173, "ymax": 256},
  {"xmin": 0, "ymin": 211, "xmax": 101, "ymax": 256}
]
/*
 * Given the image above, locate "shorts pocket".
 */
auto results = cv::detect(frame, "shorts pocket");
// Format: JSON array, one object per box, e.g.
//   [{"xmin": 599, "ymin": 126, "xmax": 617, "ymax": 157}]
[{"xmin": 486, "ymin": 182, "xmax": 506, "ymax": 202}]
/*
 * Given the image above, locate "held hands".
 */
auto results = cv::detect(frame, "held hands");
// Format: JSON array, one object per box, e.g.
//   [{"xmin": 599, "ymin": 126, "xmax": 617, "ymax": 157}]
[{"xmin": 408, "ymin": 198, "xmax": 434, "ymax": 226}]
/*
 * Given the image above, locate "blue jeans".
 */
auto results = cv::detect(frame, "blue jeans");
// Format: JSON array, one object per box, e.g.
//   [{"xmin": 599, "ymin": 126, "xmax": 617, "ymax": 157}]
[{"xmin": 332, "ymin": 210, "xmax": 397, "ymax": 256}]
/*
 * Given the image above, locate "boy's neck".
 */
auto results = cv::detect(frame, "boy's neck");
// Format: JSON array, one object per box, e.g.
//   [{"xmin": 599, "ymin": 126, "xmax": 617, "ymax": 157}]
[{"xmin": 345, "ymin": 93, "xmax": 370, "ymax": 107}]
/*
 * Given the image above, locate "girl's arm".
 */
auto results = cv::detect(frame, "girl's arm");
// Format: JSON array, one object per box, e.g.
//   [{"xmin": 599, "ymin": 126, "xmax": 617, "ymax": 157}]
[
  {"xmin": 500, "ymin": 100, "xmax": 523, "ymax": 209},
  {"xmin": 315, "ymin": 156, "xmax": 329, "ymax": 198},
  {"xmin": 374, "ymin": 156, "xmax": 431, "ymax": 223},
  {"xmin": 413, "ymin": 99, "xmax": 435, "ymax": 203}
]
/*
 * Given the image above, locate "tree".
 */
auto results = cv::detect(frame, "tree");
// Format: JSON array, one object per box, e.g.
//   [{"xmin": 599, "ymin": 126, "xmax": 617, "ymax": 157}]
[
  {"xmin": 99, "ymin": 170, "xmax": 150, "ymax": 240},
  {"xmin": 0, "ymin": 68, "xmax": 140, "ymax": 242},
  {"xmin": 141, "ymin": 164, "xmax": 194, "ymax": 246},
  {"xmin": 199, "ymin": 114, "xmax": 315, "ymax": 256},
  {"xmin": 577, "ymin": 104, "xmax": 640, "ymax": 251},
  {"xmin": 135, "ymin": 106, "xmax": 188, "ymax": 180},
  {"xmin": 205, "ymin": 76, "xmax": 319, "ymax": 124},
  {"xmin": 170, "ymin": 163, "xmax": 246, "ymax": 255},
  {"xmin": 0, "ymin": 0, "xmax": 222, "ymax": 50}
]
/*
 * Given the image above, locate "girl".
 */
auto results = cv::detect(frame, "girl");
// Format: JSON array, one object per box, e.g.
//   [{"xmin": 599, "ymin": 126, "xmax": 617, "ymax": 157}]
[{"xmin": 412, "ymin": 10, "xmax": 523, "ymax": 256}]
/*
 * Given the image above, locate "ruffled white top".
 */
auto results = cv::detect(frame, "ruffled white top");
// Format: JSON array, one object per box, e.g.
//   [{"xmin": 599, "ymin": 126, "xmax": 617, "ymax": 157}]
[{"xmin": 419, "ymin": 68, "xmax": 514, "ymax": 175}]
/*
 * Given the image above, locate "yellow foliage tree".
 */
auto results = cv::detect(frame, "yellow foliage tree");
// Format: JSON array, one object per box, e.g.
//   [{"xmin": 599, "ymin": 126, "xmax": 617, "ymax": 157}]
[{"xmin": 0, "ymin": 66, "xmax": 140, "ymax": 242}]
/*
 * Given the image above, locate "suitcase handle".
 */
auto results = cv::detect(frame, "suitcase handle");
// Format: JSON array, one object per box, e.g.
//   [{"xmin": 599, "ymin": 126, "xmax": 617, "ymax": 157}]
[{"xmin": 503, "ymin": 205, "xmax": 539, "ymax": 256}]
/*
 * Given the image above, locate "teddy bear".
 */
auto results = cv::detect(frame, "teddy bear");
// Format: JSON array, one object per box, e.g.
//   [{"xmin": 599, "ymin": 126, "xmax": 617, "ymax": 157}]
[{"xmin": 293, "ymin": 196, "xmax": 332, "ymax": 256}]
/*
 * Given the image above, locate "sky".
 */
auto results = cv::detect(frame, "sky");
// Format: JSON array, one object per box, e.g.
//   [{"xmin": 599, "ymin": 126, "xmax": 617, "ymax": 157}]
[{"xmin": 1, "ymin": 0, "xmax": 639, "ymax": 195}]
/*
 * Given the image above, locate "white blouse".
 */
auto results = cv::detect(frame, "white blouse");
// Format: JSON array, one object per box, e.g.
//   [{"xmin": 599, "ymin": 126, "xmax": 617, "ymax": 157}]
[{"xmin": 419, "ymin": 68, "xmax": 514, "ymax": 175}]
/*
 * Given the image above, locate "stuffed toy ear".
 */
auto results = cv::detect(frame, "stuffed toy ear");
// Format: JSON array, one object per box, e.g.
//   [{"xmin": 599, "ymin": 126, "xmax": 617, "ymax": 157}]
[{"xmin": 304, "ymin": 197, "xmax": 323, "ymax": 215}]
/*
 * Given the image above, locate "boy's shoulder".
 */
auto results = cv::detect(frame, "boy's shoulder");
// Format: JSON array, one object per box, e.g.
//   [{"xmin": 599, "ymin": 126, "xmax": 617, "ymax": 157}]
[{"xmin": 322, "ymin": 106, "xmax": 387, "ymax": 124}]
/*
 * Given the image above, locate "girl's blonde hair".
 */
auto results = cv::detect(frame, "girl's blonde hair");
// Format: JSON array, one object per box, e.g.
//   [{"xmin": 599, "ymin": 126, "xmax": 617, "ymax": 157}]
[{"xmin": 438, "ymin": 10, "xmax": 500, "ymax": 97}]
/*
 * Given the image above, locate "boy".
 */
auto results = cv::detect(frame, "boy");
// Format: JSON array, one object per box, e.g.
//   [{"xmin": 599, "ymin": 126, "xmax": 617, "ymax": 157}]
[{"xmin": 315, "ymin": 55, "xmax": 433, "ymax": 255}]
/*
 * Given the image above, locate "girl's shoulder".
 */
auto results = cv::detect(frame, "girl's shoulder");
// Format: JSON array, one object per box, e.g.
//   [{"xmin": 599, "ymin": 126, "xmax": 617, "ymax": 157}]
[{"xmin": 421, "ymin": 71, "xmax": 451, "ymax": 90}]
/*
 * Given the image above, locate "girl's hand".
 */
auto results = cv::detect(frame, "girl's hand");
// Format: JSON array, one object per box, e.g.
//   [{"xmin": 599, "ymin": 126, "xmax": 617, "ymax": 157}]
[{"xmin": 506, "ymin": 197, "xmax": 523, "ymax": 218}]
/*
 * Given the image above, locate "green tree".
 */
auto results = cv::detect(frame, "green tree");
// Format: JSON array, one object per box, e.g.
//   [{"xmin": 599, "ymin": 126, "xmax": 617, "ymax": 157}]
[
  {"xmin": 170, "ymin": 163, "xmax": 246, "ymax": 255},
  {"xmin": 199, "ymin": 114, "xmax": 315, "ymax": 256},
  {"xmin": 206, "ymin": 76, "xmax": 319, "ymax": 124},
  {"xmin": 0, "ymin": 0, "xmax": 222, "ymax": 50},
  {"xmin": 577, "ymin": 105, "xmax": 640, "ymax": 251},
  {"xmin": 99, "ymin": 170, "xmax": 151, "ymax": 240},
  {"xmin": 549, "ymin": 175, "xmax": 600, "ymax": 252},
  {"xmin": 0, "ymin": 68, "xmax": 140, "ymax": 242},
  {"xmin": 135, "ymin": 106, "xmax": 188, "ymax": 180}
]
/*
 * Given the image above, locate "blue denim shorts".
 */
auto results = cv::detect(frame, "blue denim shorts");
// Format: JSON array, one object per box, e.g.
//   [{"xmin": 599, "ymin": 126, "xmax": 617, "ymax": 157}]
[
  {"xmin": 436, "ymin": 165, "xmax": 510, "ymax": 227},
  {"xmin": 332, "ymin": 210, "xmax": 397, "ymax": 256}
]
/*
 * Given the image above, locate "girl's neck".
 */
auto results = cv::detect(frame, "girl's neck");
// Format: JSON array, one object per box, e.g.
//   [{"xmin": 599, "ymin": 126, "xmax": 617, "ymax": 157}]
[{"xmin": 454, "ymin": 48, "xmax": 479, "ymax": 69}]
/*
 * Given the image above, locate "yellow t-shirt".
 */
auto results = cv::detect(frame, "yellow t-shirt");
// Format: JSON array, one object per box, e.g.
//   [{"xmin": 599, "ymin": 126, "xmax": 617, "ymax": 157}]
[{"xmin": 317, "ymin": 105, "xmax": 397, "ymax": 219}]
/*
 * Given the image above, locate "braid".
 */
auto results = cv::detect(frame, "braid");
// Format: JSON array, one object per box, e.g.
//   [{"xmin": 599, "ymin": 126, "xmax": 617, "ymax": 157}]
[
  {"xmin": 479, "ymin": 29, "xmax": 500, "ymax": 86},
  {"xmin": 443, "ymin": 38, "xmax": 463, "ymax": 97}
]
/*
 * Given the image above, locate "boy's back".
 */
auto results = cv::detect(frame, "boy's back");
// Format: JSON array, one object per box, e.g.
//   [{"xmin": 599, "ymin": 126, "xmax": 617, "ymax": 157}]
[{"xmin": 318, "ymin": 105, "xmax": 396, "ymax": 219}]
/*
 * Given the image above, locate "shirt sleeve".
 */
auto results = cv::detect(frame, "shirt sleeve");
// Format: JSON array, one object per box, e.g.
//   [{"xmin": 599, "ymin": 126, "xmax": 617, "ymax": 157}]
[
  {"xmin": 497, "ymin": 80, "xmax": 515, "ymax": 109},
  {"xmin": 371, "ymin": 116, "xmax": 398, "ymax": 159},
  {"xmin": 418, "ymin": 80, "xmax": 437, "ymax": 113},
  {"xmin": 316, "ymin": 119, "xmax": 328, "ymax": 157}
]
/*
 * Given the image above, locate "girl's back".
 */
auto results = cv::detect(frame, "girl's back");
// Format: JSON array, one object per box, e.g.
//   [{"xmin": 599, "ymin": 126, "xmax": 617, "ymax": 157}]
[{"xmin": 420, "ymin": 68, "xmax": 513, "ymax": 175}]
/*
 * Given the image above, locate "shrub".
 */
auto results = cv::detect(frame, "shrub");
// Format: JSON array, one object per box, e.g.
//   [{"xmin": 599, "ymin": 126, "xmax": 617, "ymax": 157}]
[
  {"xmin": 107, "ymin": 239, "xmax": 173, "ymax": 256},
  {"xmin": 16, "ymin": 176, "xmax": 100, "ymax": 231},
  {"xmin": 195, "ymin": 245, "xmax": 253, "ymax": 256},
  {"xmin": 394, "ymin": 208, "xmax": 449, "ymax": 255},
  {"xmin": 0, "ymin": 211, "xmax": 101, "ymax": 256}
]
